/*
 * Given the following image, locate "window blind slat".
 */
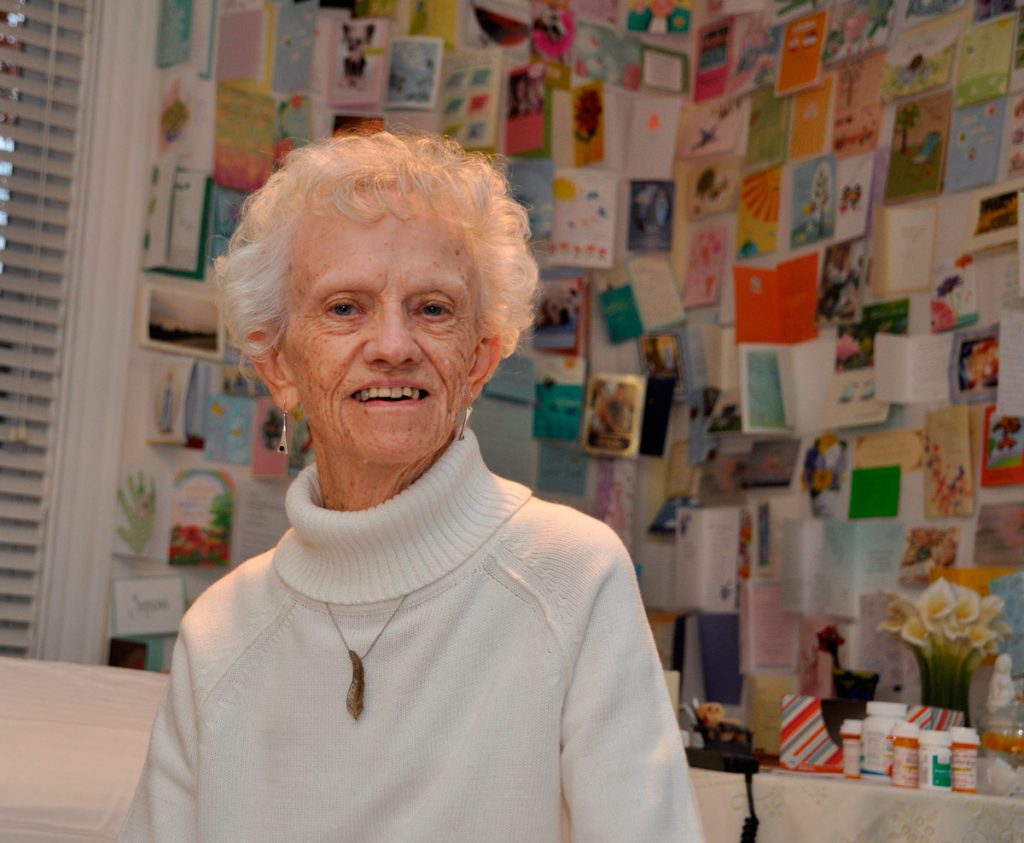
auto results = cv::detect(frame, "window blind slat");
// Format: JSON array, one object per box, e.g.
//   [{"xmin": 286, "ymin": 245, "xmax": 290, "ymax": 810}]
[
  {"xmin": 0, "ymin": 296, "xmax": 62, "ymax": 325},
  {"xmin": 0, "ymin": 470, "xmax": 45, "ymax": 498},
  {"xmin": 0, "ymin": 394, "xmax": 55, "ymax": 422},
  {"xmin": 0, "ymin": 626, "xmax": 32, "ymax": 649},
  {"xmin": 1, "ymin": 523, "xmax": 43, "ymax": 547},
  {"xmin": 0, "ymin": 346, "xmax": 58, "ymax": 375},
  {"xmin": 6, "ymin": 98, "xmax": 79, "ymax": 132},
  {"xmin": 6, "ymin": 48, "xmax": 81, "ymax": 82},
  {"xmin": 0, "ymin": 571, "xmax": 37, "ymax": 597},
  {"xmin": 4, "ymin": 148, "xmax": 74, "ymax": 179},
  {"xmin": 0, "ymin": 273, "xmax": 64, "ymax": 300},
  {"xmin": 0, "ymin": 548, "xmax": 40, "ymax": 574},
  {"xmin": 0, "ymin": 74, "xmax": 79, "ymax": 109},
  {"xmin": 0, "ymin": 371, "xmax": 54, "ymax": 399},
  {"xmin": 0, "ymin": 21, "xmax": 84, "ymax": 58},
  {"xmin": 3, "ymin": 123, "xmax": 77, "ymax": 155},
  {"xmin": 0, "ymin": 447, "xmax": 48, "ymax": 472}
]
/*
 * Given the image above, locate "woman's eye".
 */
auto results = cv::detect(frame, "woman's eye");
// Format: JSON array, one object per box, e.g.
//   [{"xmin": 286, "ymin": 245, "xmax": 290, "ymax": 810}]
[
  {"xmin": 422, "ymin": 303, "xmax": 448, "ymax": 317},
  {"xmin": 331, "ymin": 302, "xmax": 356, "ymax": 316}
]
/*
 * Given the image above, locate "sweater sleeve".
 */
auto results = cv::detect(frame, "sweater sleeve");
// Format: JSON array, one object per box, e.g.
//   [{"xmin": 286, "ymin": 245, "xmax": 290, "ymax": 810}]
[
  {"xmin": 118, "ymin": 631, "xmax": 199, "ymax": 841},
  {"xmin": 559, "ymin": 555, "xmax": 705, "ymax": 842}
]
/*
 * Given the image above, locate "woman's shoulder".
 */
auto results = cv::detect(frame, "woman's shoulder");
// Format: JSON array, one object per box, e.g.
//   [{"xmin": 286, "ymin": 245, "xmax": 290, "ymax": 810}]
[
  {"xmin": 500, "ymin": 496, "xmax": 629, "ymax": 563},
  {"xmin": 177, "ymin": 547, "xmax": 294, "ymax": 670},
  {"xmin": 492, "ymin": 497, "xmax": 636, "ymax": 605}
]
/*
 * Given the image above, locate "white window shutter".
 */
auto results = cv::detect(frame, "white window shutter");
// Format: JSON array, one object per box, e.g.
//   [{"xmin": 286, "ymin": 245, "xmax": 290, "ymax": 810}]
[{"xmin": 0, "ymin": 0, "xmax": 91, "ymax": 657}]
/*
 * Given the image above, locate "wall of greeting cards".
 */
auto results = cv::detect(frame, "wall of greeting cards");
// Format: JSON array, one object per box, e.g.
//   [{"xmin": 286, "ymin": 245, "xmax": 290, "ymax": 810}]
[{"xmin": 107, "ymin": 0, "xmax": 1024, "ymax": 742}]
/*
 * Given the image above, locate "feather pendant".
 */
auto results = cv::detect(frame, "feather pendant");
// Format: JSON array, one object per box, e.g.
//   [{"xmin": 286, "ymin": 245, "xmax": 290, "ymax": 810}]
[{"xmin": 346, "ymin": 649, "xmax": 365, "ymax": 720}]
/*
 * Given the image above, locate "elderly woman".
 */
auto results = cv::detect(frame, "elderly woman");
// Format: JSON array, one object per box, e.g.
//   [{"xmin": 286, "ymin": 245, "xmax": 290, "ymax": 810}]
[{"xmin": 121, "ymin": 132, "xmax": 703, "ymax": 842}]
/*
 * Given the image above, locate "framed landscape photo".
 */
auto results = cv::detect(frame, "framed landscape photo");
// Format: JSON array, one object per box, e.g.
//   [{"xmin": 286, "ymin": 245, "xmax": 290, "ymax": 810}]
[{"xmin": 140, "ymin": 281, "xmax": 224, "ymax": 361}]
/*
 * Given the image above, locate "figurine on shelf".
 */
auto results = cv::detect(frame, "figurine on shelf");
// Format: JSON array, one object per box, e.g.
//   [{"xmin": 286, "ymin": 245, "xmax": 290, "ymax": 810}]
[
  {"xmin": 818, "ymin": 623, "xmax": 880, "ymax": 701},
  {"xmin": 987, "ymin": 653, "xmax": 1014, "ymax": 715},
  {"xmin": 684, "ymin": 699, "xmax": 754, "ymax": 753}
]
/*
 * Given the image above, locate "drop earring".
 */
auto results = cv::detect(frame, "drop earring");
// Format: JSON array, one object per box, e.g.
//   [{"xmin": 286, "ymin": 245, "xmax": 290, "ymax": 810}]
[
  {"xmin": 278, "ymin": 408, "xmax": 289, "ymax": 455},
  {"xmin": 458, "ymin": 404, "xmax": 473, "ymax": 441}
]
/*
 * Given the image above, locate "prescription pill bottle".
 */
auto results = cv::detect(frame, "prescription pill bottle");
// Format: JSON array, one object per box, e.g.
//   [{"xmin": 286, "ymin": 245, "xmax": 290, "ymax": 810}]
[
  {"xmin": 951, "ymin": 726, "xmax": 980, "ymax": 793},
  {"xmin": 891, "ymin": 721, "xmax": 920, "ymax": 788},
  {"xmin": 861, "ymin": 701, "xmax": 907, "ymax": 779},
  {"xmin": 918, "ymin": 729, "xmax": 952, "ymax": 791},
  {"xmin": 841, "ymin": 719, "xmax": 863, "ymax": 779}
]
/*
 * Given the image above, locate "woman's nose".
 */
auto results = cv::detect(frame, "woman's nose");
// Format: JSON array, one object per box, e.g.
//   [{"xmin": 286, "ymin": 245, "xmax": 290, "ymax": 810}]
[{"xmin": 364, "ymin": 305, "xmax": 422, "ymax": 367}]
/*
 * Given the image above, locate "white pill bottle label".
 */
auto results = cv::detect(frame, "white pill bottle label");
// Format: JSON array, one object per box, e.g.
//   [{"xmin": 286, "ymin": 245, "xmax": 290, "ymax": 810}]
[
  {"xmin": 861, "ymin": 728, "xmax": 894, "ymax": 777},
  {"xmin": 920, "ymin": 746, "xmax": 952, "ymax": 790}
]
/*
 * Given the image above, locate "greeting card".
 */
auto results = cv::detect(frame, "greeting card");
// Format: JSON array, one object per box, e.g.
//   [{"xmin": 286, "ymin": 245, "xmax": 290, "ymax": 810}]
[
  {"xmin": 572, "ymin": 80, "xmax": 605, "ymax": 165},
  {"xmin": 573, "ymin": 19, "xmax": 642, "ymax": 90},
  {"xmin": 695, "ymin": 16, "xmax": 733, "ymax": 101},
  {"xmin": 790, "ymin": 155, "xmax": 836, "ymax": 249},
  {"xmin": 270, "ymin": 0, "xmax": 317, "ymax": 93},
  {"xmin": 204, "ymin": 393, "xmax": 253, "ymax": 466},
  {"xmin": 818, "ymin": 237, "xmax": 868, "ymax": 325},
  {"xmin": 533, "ymin": 354, "xmax": 585, "ymax": 441},
  {"xmin": 945, "ymin": 99, "xmax": 1006, "ymax": 194},
  {"xmin": 885, "ymin": 90, "xmax": 952, "ymax": 202},
  {"xmin": 535, "ymin": 273, "xmax": 588, "ymax": 354},
  {"xmin": 627, "ymin": 0, "xmax": 693, "ymax": 32},
  {"xmin": 834, "ymin": 153, "xmax": 873, "ymax": 240},
  {"xmin": 736, "ymin": 166, "xmax": 781, "ymax": 259},
  {"xmin": 506, "ymin": 63, "xmax": 548, "ymax": 156},
  {"xmin": 832, "ymin": 52, "xmax": 885, "ymax": 159},
  {"xmin": 899, "ymin": 528, "xmax": 960, "ymax": 586},
  {"xmin": 728, "ymin": 14, "xmax": 779, "ymax": 97},
  {"xmin": 881, "ymin": 14, "xmax": 961, "ymax": 102},
  {"xmin": 684, "ymin": 158, "xmax": 741, "ymax": 218},
  {"xmin": 1001, "ymin": 91, "xmax": 1024, "ymax": 178},
  {"xmin": 956, "ymin": 15, "xmax": 1014, "ymax": 107},
  {"xmin": 625, "ymin": 94, "xmax": 683, "ymax": 179},
  {"xmin": 746, "ymin": 86, "xmax": 790, "ymax": 169},
  {"xmin": 678, "ymin": 97, "xmax": 748, "ymax": 159},
  {"xmin": 214, "ymin": 83, "xmax": 276, "ymax": 193},
  {"xmin": 923, "ymin": 404, "xmax": 975, "ymax": 519},
  {"xmin": 386, "ymin": 37, "xmax": 444, "ymax": 110},
  {"xmin": 168, "ymin": 468, "xmax": 234, "ymax": 567},
  {"xmin": 628, "ymin": 180, "xmax": 675, "ymax": 251},
  {"xmin": 531, "ymin": 2, "xmax": 574, "ymax": 88},
  {"xmin": 822, "ymin": 0, "xmax": 895, "ymax": 64},
  {"xmin": 550, "ymin": 168, "xmax": 617, "ymax": 268},
  {"xmin": 900, "ymin": 0, "xmax": 968, "ymax": 27},
  {"xmin": 440, "ymin": 49, "xmax": 502, "ymax": 150},
  {"xmin": 930, "ymin": 254, "xmax": 979, "ymax": 333},
  {"xmin": 981, "ymin": 405, "xmax": 1024, "ymax": 485},
  {"xmin": 789, "ymin": 77, "xmax": 833, "ymax": 160},
  {"xmin": 776, "ymin": 11, "xmax": 827, "ymax": 95},
  {"xmin": 508, "ymin": 158, "xmax": 555, "ymax": 242},
  {"xmin": 325, "ymin": 17, "xmax": 390, "ymax": 110},
  {"xmin": 684, "ymin": 221, "xmax": 730, "ymax": 308}
]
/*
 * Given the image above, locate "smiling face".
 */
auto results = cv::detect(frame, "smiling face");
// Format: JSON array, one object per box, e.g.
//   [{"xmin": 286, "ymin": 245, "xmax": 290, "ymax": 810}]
[{"xmin": 253, "ymin": 204, "xmax": 502, "ymax": 510}]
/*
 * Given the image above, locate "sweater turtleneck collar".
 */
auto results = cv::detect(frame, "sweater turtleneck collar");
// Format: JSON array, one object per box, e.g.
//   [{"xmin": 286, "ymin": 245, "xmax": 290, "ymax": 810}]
[{"xmin": 272, "ymin": 430, "xmax": 532, "ymax": 605}]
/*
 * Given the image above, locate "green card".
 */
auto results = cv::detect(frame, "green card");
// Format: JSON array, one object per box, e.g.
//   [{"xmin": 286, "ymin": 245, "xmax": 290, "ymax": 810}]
[
  {"xmin": 599, "ymin": 285, "xmax": 644, "ymax": 343},
  {"xmin": 848, "ymin": 465, "xmax": 901, "ymax": 519}
]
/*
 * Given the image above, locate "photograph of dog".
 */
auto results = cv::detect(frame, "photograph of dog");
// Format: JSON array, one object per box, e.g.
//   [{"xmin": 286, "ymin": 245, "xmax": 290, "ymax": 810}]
[{"xmin": 328, "ymin": 18, "xmax": 389, "ymax": 109}]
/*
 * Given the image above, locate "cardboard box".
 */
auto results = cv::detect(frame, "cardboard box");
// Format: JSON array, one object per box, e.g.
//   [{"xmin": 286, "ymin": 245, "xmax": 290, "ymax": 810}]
[{"xmin": 779, "ymin": 695, "xmax": 964, "ymax": 774}]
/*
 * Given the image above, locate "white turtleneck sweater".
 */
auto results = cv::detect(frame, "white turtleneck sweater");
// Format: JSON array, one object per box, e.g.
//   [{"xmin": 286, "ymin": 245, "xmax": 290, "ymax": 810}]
[{"xmin": 120, "ymin": 432, "xmax": 704, "ymax": 842}]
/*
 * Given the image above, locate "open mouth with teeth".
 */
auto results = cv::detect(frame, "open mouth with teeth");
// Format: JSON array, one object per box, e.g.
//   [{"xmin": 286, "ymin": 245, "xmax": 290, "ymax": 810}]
[{"xmin": 353, "ymin": 386, "xmax": 427, "ymax": 402}]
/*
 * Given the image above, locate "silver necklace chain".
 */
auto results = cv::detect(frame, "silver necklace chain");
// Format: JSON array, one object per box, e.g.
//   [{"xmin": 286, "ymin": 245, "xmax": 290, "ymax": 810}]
[{"xmin": 324, "ymin": 595, "xmax": 407, "ymax": 720}]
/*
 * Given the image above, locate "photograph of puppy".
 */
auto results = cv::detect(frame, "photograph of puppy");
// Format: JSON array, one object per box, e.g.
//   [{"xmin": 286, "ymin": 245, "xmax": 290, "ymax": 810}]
[{"xmin": 327, "ymin": 17, "xmax": 389, "ymax": 110}]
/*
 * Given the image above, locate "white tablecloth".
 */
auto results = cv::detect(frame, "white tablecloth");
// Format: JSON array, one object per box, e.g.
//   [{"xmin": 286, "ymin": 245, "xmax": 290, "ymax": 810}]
[
  {"xmin": 0, "ymin": 657, "xmax": 167, "ymax": 842},
  {"xmin": 692, "ymin": 767, "xmax": 1024, "ymax": 842}
]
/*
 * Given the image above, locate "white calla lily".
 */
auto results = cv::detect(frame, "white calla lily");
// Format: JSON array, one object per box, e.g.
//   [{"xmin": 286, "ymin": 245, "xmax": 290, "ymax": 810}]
[
  {"xmin": 919, "ymin": 578, "xmax": 956, "ymax": 631},
  {"xmin": 901, "ymin": 615, "xmax": 930, "ymax": 649},
  {"xmin": 951, "ymin": 586, "xmax": 980, "ymax": 625}
]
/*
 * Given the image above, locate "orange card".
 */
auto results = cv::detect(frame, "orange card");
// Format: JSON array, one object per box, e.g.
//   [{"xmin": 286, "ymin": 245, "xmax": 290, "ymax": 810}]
[
  {"xmin": 734, "ymin": 253, "xmax": 819, "ymax": 344},
  {"xmin": 790, "ymin": 76, "xmax": 833, "ymax": 160},
  {"xmin": 776, "ymin": 11, "xmax": 827, "ymax": 96}
]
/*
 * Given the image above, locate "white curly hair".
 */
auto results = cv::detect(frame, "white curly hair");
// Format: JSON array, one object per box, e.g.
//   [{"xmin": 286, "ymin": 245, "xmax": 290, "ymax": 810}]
[{"xmin": 216, "ymin": 131, "xmax": 539, "ymax": 361}]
